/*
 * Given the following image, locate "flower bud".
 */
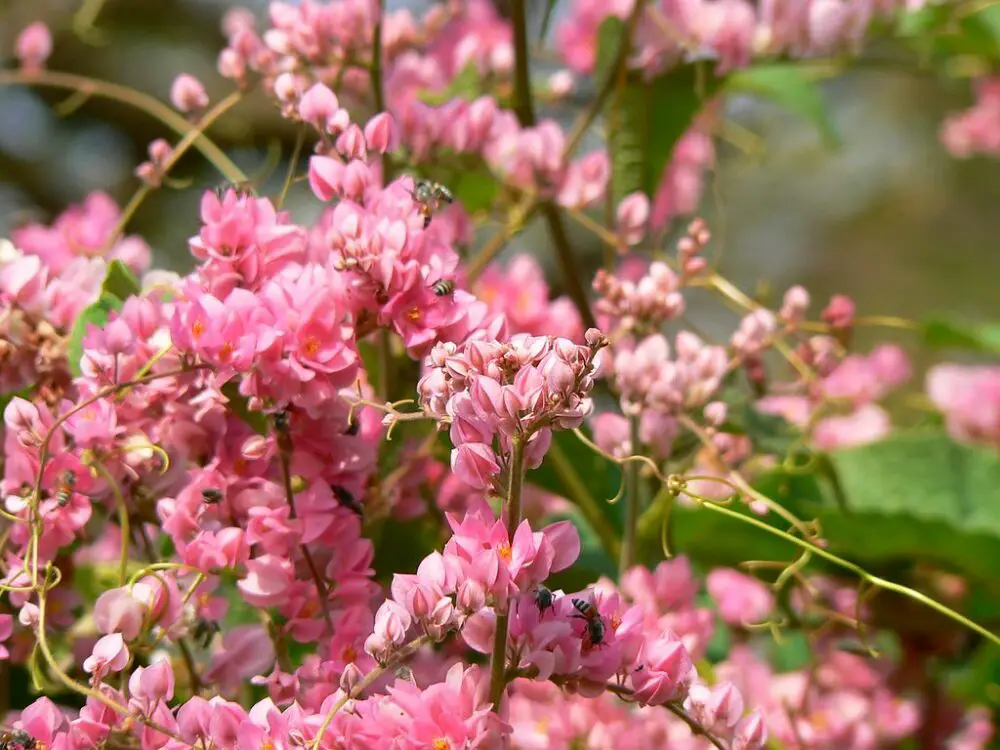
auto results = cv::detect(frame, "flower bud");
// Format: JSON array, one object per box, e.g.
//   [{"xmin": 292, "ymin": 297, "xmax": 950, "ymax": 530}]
[{"xmin": 170, "ymin": 74, "xmax": 209, "ymax": 113}]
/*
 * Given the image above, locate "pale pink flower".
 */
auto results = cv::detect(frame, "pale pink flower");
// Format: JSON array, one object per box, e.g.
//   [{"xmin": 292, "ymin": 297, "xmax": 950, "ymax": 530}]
[
  {"xmin": 83, "ymin": 633, "xmax": 130, "ymax": 679},
  {"xmin": 170, "ymin": 74, "xmax": 210, "ymax": 113},
  {"xmin": 706, "ymin": 568, "xmax": 775, "ymax": 626},
  {"xmin": 15, "ymin": 22, "xmax": 52, "ymax": 72}
]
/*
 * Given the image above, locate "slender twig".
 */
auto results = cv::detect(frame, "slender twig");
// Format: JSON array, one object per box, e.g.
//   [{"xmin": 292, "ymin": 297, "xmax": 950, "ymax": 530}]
[
  {"xmin": 88, "ymin": 462, "xmax": 130, "ymax": 586},
  {"xmin": 488, "ymin": 438, "xmax": 525, "ymax": 712},
  {"xmin": 310, "ymin": 635, "xmax": 432, "ymax": 748},
  {"xmin": 619, "ymin": 415, "xmax": 641, "ymax": 572},
  {"xmin": 276, "ymin": 125, "xmax": 307, "ymax": 211},
  {"xmin": 106, "ymin": 91, "xmax": 244, "ymax": 248},
  {"xmin": 0, "ymin": 70, "xmax": 246, "ymax": 183},
  {"xmin": 29, "ymin": 365, "xmax": 208, "ymax": 586},
  {"xmin": 466, "ymin": 196, "xmax": 537, "ymax": 282},
  {"xmin": 508, "ymin": 0, "xmax": 596, "ymax": 330},
  {"xmin": 371, "ymin": 0, "xmax": 392, "ymax": 182},
  {"xmin": 274, "ymin": 424, "xmax": 334, "ymax": 633},
  {"xmin": 35, "ymin": 567, "xmax": 193, "ymax": 746}
]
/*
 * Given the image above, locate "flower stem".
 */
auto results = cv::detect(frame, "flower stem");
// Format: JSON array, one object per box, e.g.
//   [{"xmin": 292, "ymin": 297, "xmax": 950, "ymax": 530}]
[
  {"xmin": 0, "ymin": 70, "xmax": 246, "ymax": 184},
  {"xmin": 489, "ymin": 436, "xmax": 526, "ymax": 711},
  {"xmin": 310, "ymin": 635, "xmax": 432, "ymax": 749},
  {"xmin": 619, "ymin": 414, "xmax": 641, "ymax": 572}
]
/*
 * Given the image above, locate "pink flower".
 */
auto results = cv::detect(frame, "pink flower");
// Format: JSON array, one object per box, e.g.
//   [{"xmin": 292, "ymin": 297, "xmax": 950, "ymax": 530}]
[
  {"xmin": 733, "ymin": 709, "xmax": 768, "ymax": 750},
  {"xmin": 616, "ymin": 193, "xmax": 650, "ymax": 247},
  {"xmin": 927, "ymin": 364, "xmax": 1000, "ymax": 447},
  {"xmin": 17, "ymin": 697, "xmax": 66, "ymax": 745},
  {"xmin": 451, "ymin": 442, "xmax": 501, "ymax": 490},
  {"xmin": 183, "ymin": 527, "xmax": 250, "ymax": 572},
  {"xmin": 364, "ymin": 112, "xmax": 398, "ymax": 153},
  {"xmin": 83, "ymin": 633, "xmax": 130, "ymax": 679},
  {"xmin": 0, "ymin": 614, "xmax": 12, "ymax": 660},
  {"xmin": 203, "ymin": 625, "xmax": 276, "ymax": 695},
  {"xmin": 94, "ymin": 587, "xmax": 148, "ymax": 641},
  {"xmin": 813, "ymin": 404, "xmax": 891, "ymax": 450},
  {"xmin": 706, "ymin": 568, "xmax": 775, "ymax": 626},
  {"xmin": 631, "ymin": 633, "xmax": 695, "ymax": 705},
  {"xmin": 170, "ymin": 74, "xmax": 210, "ymax": 113},
  {"xmin": 128, "ymin": 660, "xmax": 175, "ymax": 712},
  {"xmin": 298, "ymin": 83, "xmax": 341, "ymax": 133},
  {"xmin": 15, "ymin": 22, "xmax": 52, "ymax": 72}
]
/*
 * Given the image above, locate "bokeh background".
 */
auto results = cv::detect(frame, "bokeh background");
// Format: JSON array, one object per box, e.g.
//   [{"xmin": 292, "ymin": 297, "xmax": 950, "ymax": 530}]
[{"xmin": 1, "ymin": 0, "xmax": 999, "ymax": 377}]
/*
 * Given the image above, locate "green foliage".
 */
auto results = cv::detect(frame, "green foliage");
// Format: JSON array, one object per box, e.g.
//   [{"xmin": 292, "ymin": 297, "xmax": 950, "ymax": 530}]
[
  {"xmin": 820, "ymin": 434, "xmax": 1000, "ymax": 583},
  {"xmin": 417, "ymin": 63, "xmax": 481, "ymax": 106},
  {"xmin": 101, "ymin": 259, "xmax": 141, "ymax": 301},
  {"xmin": 898, "ymin": 2, "xmax": 1000, "ymax": 61},
  {"xmin": 65, "ymin": 260, "xmax": 143, "ymax": 378},
  {"xmin": 922, "ymin": 315, "xmax": 1000, "ymax": 354},
  {"xmin": 532, "ymin": 423, "xmax": 1000, "ymax": 600},
  {"xmin": 725, "ymin": 64, "xmax": 840, "ymax": 147},
  {"xmin": 596, "ymin": 17, "xmax": 721, "ymax": 202},
  {"xmin": 544, "ymin": 507, "xmax": 618, "ymax": 594},
  {"xmin": 663, "ymin": 433, "xmax": 1000, "ymax": 586},
  {"xmin": 528, "ymin": 428, "xmax": 624, "ymax": 532},
  {"xmin": 449, "ymin": 169, "xmax": 500, "ymax": 214},
  {"xmin": 221, "ymin": 381, "xmax": 269, "ymax": 436},
  {"xmin": 371, "ymin": 516, "xmax": 443, "ymax": 583},
  {"xmin": 67, "ymin": 292, "xmax": 123, "ymax": 377},
  {"xmin": 949, "ymin": 642, "xmax": 1000, "ymax": 709}
]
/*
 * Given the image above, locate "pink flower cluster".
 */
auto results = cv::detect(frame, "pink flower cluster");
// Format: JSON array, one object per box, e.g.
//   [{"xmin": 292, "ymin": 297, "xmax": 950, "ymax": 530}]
[
  {"xmin": 612, "ymin": 332, "xmax": 728, "ymax": 414},
  {"xmin": 558, "ymin": 0, "xmax": 925, "ymax": 77},
  {"xmin": 759, "ymin": 343, "xmax": 911, "ymax": 450},
  {"xmin": 927, "ymin": 364, "xmax": 1000, "ymax": 448},
  {"xmin": 475, "ymin": 254, "xmax": 584, "ymax": 342},
  {"xmin": 418, "ymin": 331, "xmax": 606, "ymax": 489},
  {"xmin": 941, "ymin": 78, "xmax": 1000, "ymax": 159}
]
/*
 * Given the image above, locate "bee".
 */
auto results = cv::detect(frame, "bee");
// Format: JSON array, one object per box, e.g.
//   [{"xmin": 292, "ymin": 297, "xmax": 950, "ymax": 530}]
[
  {"xmin": 431, "ymin": 279, "xmax": 456, "ymax": 297},
  {"xmin": 201, "ymin": 488, "xmax": 223, "ymax": 505},
  {"xmin": 533, "ymin": 585, "xmax": 555, "ymax": 616},
  {"xmin": 54, "ymin": 471, "xmax": 76, "ymax": 507},
  {"xmin": 332, "ymin": 485, "xmax": 364, "ymax": 518},
  {"xmin": 213, "ymin": 180, "xmax": 256, "ymax": 200},
  {"xmin": 193, "ymin": 618, "xmax": 220, "ymax": 649},
  {"xmin": 273, "ymin": 409, "xmax": 291, "ymax": 434},
  {"xmin": 411, "ymin": 179, "xmax": 454, "ymax": 229},
  {"xmin": 0, "ymin": 728, "xmax": 37, "ymax": 750},
  {"xmin": 571, "ymin": 597, "xmax": 606, "ymax": 649}
]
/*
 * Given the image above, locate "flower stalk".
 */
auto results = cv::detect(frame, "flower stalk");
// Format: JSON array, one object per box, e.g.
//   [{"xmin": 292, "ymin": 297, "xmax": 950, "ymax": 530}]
[{"xmin": 489, "ymin": 435, "xmax": 525, "ymax": 711}]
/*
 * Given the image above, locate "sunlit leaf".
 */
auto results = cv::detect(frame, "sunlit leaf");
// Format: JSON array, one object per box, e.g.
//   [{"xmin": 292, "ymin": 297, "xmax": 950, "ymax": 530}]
[{"xmin": 726, "ymin": 64, "xmax": 839, "ymax": 147}]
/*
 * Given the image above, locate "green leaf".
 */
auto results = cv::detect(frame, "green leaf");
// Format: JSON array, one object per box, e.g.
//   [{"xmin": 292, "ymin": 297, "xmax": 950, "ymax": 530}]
[
  {"xmin": 610, "ymin": 64, "xmax": 721, "ymax": 202},
  {"xmin": 66, "ymin": 293, "xmax": 123, "ymax": 377},
  {"xmin": 818, "ymin": 434, "xmax": 1000, "ymax": 582},
  {"xmin": 417, "ymin": 63, "xmax": 481, "ymax": 106},
  {"xmin": 0, "ymin": 385, "xmax": 34, "ymax": 417},
  {"xmin": 645, "ymin": 434, "xmax": 1000, "ymax": 585},
  {"xmin": 922, "ymin": 316, "xmax": 1000, "ymax": 353},
  {"xmin": 595, "ymin": 16, "xmax": 626, "ymax": 79},
  {"xmin": 371, "ymin": 517, "xmax": 442, "ymax": 582},
  {"xmin": 949, "ymin": 642, "xmax": 1000, "ymax": 708},
  {"xmin": 898, "ymin": 2, "xmax": 1000, "ymax": 60},
  {"xmin": 527, "ymin": 428, "xmax": 623, "ymax": 541},
  {"xmin": 101, "ymin": 259, "xmax": 141, "ymax": 301},
  {"xmin": 221, "ymin": 381, "xmax": 269, "ymax": 435},
  {"xmin": 718, "ymin": 388, "xmax": 801, "ymax": 457},
  {"xmin": 726, "ymin": 64, "xmax": 839, "ymax": 147},
  {"xmin": 538, "ymin": 0, "xmax": 559, "ymax": 44},
  {"xmin": 450, "ymin": 170, "xmax": 498, "ymax": 214},
  {"xmin": 544, "ymin": 508, "xmax": 617, "ymax": 593}
]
